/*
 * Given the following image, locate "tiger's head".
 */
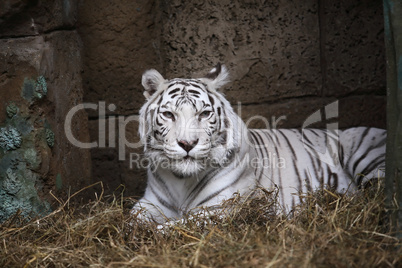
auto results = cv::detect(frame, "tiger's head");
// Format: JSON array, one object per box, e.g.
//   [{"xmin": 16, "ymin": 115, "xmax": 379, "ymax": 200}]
[{"xmin": 139, "ymin": 64, "xmax": 245, "ymax": 177}]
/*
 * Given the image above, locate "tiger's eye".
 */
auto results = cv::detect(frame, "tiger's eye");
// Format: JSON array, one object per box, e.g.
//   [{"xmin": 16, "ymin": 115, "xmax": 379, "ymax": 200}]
[
  {"xmin": 199, "ymin": 111, "xmax": 211, "ymax": 119},
  {"xmin": 162, "ymin": 111, "xmax": 175, "ymax": 120}
]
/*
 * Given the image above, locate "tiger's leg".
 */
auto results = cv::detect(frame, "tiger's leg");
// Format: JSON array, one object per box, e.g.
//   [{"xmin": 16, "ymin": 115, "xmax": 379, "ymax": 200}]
[
  {"xmin": 339, "ymin": 127, "xmax": 386, "ymax": 188},
  {"xmin": 131, "ymin": 188, "xmax": 180, "ymax": 223}
]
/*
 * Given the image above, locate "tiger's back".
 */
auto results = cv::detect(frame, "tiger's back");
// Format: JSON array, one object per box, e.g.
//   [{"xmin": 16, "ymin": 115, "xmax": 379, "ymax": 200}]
[{"xmin": 250, "ymin": 127, "xmax": 386, "ymax": 209}]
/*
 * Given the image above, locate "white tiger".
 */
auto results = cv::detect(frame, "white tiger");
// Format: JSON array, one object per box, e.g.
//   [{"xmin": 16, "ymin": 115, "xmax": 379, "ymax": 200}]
[{"xmin": 131, "ymin": 64, "xmax": 386, "ymax": 223}]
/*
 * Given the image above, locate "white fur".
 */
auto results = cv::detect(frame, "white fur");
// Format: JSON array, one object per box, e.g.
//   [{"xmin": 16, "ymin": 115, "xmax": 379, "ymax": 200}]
[
  {"xmin": 141, "ymin": 69, "xmax": 166, "ymax": 99},
  {"xmin": 200, "ymin": 65, "xmax": 230, "ymax": 91}
]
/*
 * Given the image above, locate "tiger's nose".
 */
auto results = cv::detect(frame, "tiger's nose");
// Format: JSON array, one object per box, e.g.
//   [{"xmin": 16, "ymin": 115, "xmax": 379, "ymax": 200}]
[{"xmin": 177, "ymin": 139, "xmax": 199, "ymax": 153}]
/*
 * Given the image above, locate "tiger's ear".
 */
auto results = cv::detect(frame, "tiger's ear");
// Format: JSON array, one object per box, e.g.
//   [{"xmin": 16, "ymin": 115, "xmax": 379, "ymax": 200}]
[
  {"xmin": 142, "ymin": 69, "xmax": 166, "ymax": 99},
  {"xmin": 203, "ymin": 63, "xmax": 230, "ymax": 91}
]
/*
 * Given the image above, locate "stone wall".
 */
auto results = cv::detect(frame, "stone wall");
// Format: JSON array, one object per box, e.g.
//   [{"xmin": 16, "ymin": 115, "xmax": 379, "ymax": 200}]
[
  {"xmin": 78, "ymin": 0, "xmax": 386, "ymax": 199},
  {"xmin": 0, "ymin": 0, "xmax": 91, "ymax": 221},
  {"xmin": 78, "ymin": 0, "xmax": 161, "ymax": 196}
]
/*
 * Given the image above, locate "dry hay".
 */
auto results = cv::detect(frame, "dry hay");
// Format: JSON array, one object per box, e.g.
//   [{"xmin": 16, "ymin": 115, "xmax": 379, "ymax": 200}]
[{"xmin": 1, "ymin": 181, "xmax": 401, "ymax": 268}]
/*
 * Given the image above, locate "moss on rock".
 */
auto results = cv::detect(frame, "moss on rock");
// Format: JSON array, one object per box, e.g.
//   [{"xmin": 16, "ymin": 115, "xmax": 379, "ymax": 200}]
[{"xmin": 0, "ymin": 76, "xmax": 52, "ymax": 223}]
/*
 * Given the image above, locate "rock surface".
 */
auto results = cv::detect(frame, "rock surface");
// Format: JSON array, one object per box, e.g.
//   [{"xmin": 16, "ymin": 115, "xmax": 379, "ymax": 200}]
[{"xmin": 0, "ymin": 0, "xmax": 91, "ymax": 222}]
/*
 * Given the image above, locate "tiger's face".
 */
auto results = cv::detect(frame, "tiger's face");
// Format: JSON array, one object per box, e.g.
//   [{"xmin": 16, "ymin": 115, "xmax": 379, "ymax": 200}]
[{"xmin": 139, "ymin": 64, "xmax": 241, "ymax": 177}]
